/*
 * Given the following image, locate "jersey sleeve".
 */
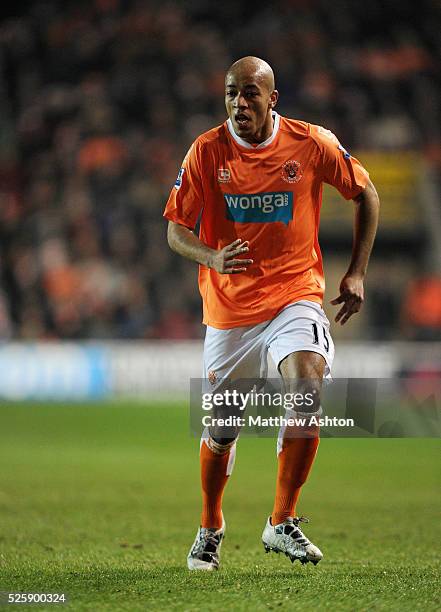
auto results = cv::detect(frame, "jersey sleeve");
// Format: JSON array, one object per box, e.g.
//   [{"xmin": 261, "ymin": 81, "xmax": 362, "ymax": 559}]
[
  {"xmin": 163, "ymin": 140, "xmax": 204, "ymax": 229},
  {"xmin": 311, "ymin": 124, "xmax": 369, "ymax": 200}
]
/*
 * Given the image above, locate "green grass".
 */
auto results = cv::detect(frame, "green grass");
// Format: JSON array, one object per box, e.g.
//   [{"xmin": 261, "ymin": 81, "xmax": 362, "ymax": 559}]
[{"xmin": 0, "ymin": 402, "xmax": 440, "ymax": 611}]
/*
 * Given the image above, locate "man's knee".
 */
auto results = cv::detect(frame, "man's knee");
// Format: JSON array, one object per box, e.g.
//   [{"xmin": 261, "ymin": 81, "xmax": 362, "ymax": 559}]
[
  {"xmin": 206, "ymin": 434, "xmax": 237, "ymax": 454},
  {"xmin": 208, "ymin": 414, "xmax": 241, "ymax": 448},
  {"xmin": 210, "ymin": 436, "xmax": 237, "ymax": 446},
  {"xmin": 279, "ymin": 350, "xmax": 326, "ymax": 381},
  {"xmin": 279, "ymin": 351, "xmax": 325, "ymax": 415}
]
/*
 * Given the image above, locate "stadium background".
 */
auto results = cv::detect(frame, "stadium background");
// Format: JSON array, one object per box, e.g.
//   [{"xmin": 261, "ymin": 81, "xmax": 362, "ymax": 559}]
[{"xmin": 0, "ymin": 1, "xmax": 440, "ymax": 610}]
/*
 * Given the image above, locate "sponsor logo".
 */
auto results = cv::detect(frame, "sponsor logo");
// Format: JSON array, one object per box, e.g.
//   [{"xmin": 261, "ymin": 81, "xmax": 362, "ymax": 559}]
[
  {"xmin": 174, "ymin": 167, "xmax": 185, "ymax": 189},
  {"xmin": 282, "ymin": 159, "xmax": 303, "ymax": 183},
  {"xmin": 218, "ymin": 168, "xmax": 231, "ymax": 183},
  {"xmin": 224, "ymin": 191, "xmax": 293, "ymax": 226},
  {"xmin": 338, "ymin": 144, "xmax": 351, "ymax": 159}
]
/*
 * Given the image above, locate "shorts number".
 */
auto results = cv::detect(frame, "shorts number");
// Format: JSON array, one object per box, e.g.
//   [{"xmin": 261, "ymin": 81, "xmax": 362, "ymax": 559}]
[{"xmin": 311, "ymin": 323, "xmax": 329, "ymax": 352}]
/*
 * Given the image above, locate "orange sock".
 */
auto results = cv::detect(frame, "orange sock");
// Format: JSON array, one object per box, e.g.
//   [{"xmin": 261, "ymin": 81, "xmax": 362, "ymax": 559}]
[
  {"xmin": 271, "ymin": 429, "xmax": 319, "ymax": 525},
  {"xmin": 200, "ymin": 439, "xmax": 235, "ymax": 529}
]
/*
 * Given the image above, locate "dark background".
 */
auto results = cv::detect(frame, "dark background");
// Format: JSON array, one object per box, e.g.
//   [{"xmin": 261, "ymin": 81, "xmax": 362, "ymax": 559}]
[{"xmin": 0, "ymin": 0, "xmax": 440, "ymax": 341}]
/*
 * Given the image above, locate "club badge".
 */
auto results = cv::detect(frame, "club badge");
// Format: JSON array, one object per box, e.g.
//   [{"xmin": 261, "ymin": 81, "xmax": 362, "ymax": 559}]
[
  {"xmin": 208, "ymin": 370, "xmax": 218, "ymax": 385},
  {"xmin": 281, "ymin": 160, "xmax": 303, "ymax": 184},
  {"xmin": 218, "ymin": 168, "xmax": 231, "ymax": 183}
]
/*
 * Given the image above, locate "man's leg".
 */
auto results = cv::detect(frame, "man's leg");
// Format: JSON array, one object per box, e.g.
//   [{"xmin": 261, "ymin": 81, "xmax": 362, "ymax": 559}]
[
  {"xmin": 198, "ymin": 325, "xmax": 266, "ymax": 530},
  {"xmin": 271, "ymin": 351, "xmax": 324, "ymax": 524},
  {"xmin": 262, "ymin": 350, "xmax": 324, "ymax": 564},
  {"xmin": 188, "ymin": 430, "xmax": 238, "ymax": 571},
  {"xmin": 188, "ymin": 322, "xmax": 265, "ymax": 570},
  {"xmin": 200, "ymin": 433, "xmax": 237, "ymax": 529}
]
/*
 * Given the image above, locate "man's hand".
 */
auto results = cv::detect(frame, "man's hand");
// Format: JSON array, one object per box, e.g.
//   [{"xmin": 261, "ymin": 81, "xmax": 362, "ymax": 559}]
[
  {"xmin": 209, "ymin": 239, "xmax": 253, "ymax": 274},
  {"xmin": 330, "ymin": 275, "xmax": 364, "ymax": 325},
  {"xmin": 167, "ymin": 223, "xmax": 253, "ymax": 273}
]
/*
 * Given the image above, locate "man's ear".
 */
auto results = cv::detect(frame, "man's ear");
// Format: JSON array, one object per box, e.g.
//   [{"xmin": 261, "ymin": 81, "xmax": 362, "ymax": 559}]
[{"xmin": 269, "ymin": 90, "xmax": 279, "ymax": 109}]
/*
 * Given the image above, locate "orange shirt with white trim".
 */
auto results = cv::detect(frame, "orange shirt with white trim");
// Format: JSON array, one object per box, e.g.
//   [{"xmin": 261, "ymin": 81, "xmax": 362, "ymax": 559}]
[{"xmin": 163, "ymin": 113, "xmax": 369, "ymax": 329}]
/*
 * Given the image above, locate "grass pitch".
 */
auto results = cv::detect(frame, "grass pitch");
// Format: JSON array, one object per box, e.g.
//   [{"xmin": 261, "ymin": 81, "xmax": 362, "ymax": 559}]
[{"xmin": 0, "ymin": 402, "xmax": 440, "ymax": 611}]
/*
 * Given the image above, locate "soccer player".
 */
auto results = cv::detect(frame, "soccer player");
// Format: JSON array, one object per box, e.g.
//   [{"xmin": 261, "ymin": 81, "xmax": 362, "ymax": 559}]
[{"xmin": 164, "ymin": 57, "xmax": 379, "ymax": 570}]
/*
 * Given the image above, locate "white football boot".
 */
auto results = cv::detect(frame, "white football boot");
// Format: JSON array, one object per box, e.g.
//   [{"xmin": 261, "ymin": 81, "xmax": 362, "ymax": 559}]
[
  {"xmin": 262, "ymin": 516, "xmax": 323, "ymax": 565},
  {"xmin": 187, "ymin": 516, "xmax": 226, "ymax": 570}
]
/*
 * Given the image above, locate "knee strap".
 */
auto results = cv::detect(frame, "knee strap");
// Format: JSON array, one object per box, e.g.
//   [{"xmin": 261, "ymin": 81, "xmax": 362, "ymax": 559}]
[{"xmin": 200, "ymin": 427, "xmax": 237, "ymax": 454}]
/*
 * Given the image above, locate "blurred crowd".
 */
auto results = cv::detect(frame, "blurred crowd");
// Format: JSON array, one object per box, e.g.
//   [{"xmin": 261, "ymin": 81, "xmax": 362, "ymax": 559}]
[{"xmin": 0, "ymin": 0, "xmax": 440, "ymax": 340}]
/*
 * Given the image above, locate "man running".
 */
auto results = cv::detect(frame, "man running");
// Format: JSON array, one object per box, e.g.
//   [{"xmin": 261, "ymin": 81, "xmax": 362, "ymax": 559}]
[{"xmin": 164, "ymin": 56, "xmax": 380, "ymax": 570}]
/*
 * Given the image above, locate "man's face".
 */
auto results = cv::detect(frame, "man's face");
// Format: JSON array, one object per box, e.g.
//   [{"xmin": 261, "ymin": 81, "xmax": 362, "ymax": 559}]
[{"xmin": 225, "ymin": 71, "xmax": 278, "ymax": 144}]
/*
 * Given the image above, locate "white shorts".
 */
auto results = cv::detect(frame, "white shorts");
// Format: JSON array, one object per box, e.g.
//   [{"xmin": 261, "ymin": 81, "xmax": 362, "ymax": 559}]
[{"xmin": 203, "ymin": 300, "xmax": 335, "ymax": 390}]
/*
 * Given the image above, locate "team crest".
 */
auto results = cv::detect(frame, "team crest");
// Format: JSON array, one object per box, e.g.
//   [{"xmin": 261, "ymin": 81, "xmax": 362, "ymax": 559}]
[
  {"xmin": 218, "ymin": 168, "xmax": 231, "ymax": 183},
  {"xmin": 208, "ymin": 370, "xmax": 217, "ymax": 385},
  {"xmin": 281, "ymin": 160, "xmax": 303, "ymax": 184}
]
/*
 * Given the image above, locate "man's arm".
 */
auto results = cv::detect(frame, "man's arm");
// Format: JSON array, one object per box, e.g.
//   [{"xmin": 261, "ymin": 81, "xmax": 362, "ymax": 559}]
[
  {"xmin": 167, "ymin": 221, "xmax": 253, "ymax": 274},
  {"xmin": 330, "ymin": 178, "xmax": 380, "ymax": 325}
]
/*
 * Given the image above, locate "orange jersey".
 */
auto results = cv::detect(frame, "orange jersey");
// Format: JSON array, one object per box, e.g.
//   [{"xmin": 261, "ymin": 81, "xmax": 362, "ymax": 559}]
[{"xmin": 164, "ymin": 113, "xmax": 369, "ymax": 329}]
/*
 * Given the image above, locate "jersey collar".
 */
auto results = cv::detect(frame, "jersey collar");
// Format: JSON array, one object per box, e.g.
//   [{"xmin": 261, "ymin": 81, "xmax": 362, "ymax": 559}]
[{"xmin": 226, "ymin": 111, "xmax": 280, "ymax": 150}]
